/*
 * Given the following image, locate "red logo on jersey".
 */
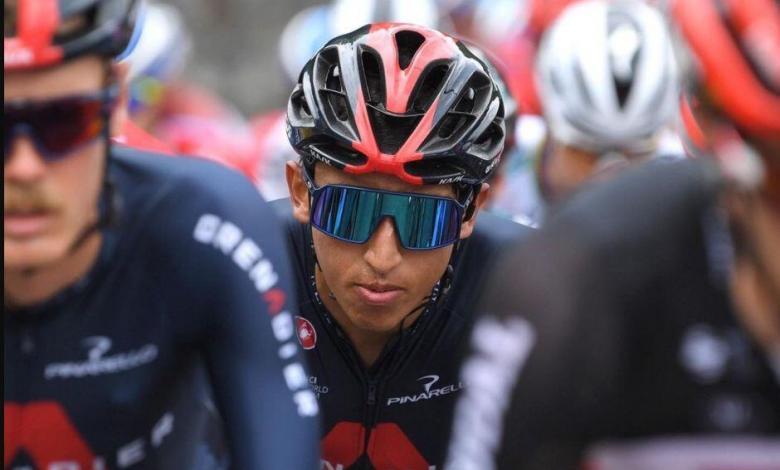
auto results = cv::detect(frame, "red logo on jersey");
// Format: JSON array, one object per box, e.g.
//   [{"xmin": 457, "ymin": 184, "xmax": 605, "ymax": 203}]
[
  {"xmin": 263, "ymin": 288, "xmax": 287, "ymax": 315},
  {"xmin": 321, "ymin": 422, "xmax": 431, "ymax": 470},
  {"xmin": 4, "ymin": 402, "xmax": 96, "ymax": 468},
  {"xmin": 295, "ymin": 316, "xmax": 317, "ymax": 350}
]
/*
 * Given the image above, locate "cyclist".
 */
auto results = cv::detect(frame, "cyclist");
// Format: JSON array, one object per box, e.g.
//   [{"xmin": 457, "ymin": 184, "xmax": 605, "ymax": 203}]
[
  {"xmin": 446, "ymin": 0, "xmax": 780, "ymax": 468},
  {"xmin": 282, "ymin": 23, "xmax": 531, "ymax": 469},
  {"xmin": 251, "ymin": 0, "xmax": 449, "ymax": 201},
  {"xmin": 533, "ymin": 0, "xmax": 681, "ymax": 206},
  {"xmin": 4, "ymin": 1, "xmax": 319, "ymax": 468}
]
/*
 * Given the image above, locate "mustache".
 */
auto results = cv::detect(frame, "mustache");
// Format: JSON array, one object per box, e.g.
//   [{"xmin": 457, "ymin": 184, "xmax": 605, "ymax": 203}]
[{"xmin": 4, "ymin": 184, "xmax": 64, "ymax": 213}]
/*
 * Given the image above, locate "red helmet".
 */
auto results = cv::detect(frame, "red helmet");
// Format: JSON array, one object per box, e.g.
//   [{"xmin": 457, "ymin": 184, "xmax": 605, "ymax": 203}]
[
  {"xmin": 286, "ymin": 23, "xmax": 506, "ymax": 187},
  {"xmin": 671, "ymin": 0, "xmax": 780, "ymax": 139},
  {"xmin": 4, "ymin": 0, "xmax": 139, "ymax": 71}
]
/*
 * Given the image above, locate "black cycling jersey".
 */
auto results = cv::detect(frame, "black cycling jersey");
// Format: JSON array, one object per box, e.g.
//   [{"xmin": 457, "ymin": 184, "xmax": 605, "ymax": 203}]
[
  {"xmin": 447, "ymin": 159, "xmax": 780, "ymax": 470},
  {"xmin": 4, "ymin": 146, "xmax": 320, "ymax": 470},
  {"xmin": 272, "ymin": 199, "xmax": 532, "ymax": 470}
]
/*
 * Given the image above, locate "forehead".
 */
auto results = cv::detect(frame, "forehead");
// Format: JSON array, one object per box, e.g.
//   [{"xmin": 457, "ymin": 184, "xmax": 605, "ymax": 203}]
[
  {"xmin": 4, "ymin": 56, "xmax": 105, "ymax": 102},
  {"xmin": 314, "ymin": 163, "xmax": 456, "ymax": 198}
]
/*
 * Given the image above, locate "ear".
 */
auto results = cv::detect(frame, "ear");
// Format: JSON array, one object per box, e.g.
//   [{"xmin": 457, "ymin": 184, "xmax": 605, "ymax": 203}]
[
  {"xmin": 459, "ymin": 183, "xmax": 490, "ymax": 239},
  {"xmin": 110, "ymin": 60, "xmax": 131, "ymax": 137},
  {"xmin": 286, "ymin": 161, "xmax": 311, "ymax": 224}
]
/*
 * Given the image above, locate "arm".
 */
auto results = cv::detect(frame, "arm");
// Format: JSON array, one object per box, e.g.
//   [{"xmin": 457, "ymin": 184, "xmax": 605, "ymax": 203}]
[{"xmin": 172, "ymin": 164, "xmax": 320, "ymax": 469}]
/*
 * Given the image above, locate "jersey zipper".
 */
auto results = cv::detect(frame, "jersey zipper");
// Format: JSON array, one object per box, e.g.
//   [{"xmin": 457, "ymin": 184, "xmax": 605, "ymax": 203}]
[
  {"xmin": 21, "ymin": 326, "xmax": 35, "ymax": 355},
  {"xmin": 360, "ymin": 378, "xmax": 380, "ymax": 470}
]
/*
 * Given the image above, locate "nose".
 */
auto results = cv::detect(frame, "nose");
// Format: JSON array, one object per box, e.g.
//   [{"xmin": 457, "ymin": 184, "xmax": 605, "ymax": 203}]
[
  {"xmin": 363, "ymin": 217, "xmax": 404, "ymax": 275},
  {"xmin": 5, "ymin": 136, "xmax": 48, "ymax": 184}
]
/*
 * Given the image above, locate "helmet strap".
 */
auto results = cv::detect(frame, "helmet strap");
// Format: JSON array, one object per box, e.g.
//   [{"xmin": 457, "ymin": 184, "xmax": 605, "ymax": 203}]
[{"xmin": 66, "ymin": 65, "xmax": 122, "ymax": 255}]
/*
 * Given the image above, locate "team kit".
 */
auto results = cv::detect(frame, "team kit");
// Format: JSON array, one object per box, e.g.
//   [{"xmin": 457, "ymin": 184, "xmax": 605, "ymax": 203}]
[{"xmin": 4, "ymin": 0, "xmax": 780, "ymax": 469}]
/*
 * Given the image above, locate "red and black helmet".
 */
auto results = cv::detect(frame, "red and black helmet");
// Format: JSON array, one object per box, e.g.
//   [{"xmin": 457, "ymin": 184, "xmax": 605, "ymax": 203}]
[
  {"xmin": 461, "ymin": 40, "xmax": 518, "ymax": 155},
  {"xmin": 4, "ymin": 0, "xmax": 139, "ymax": 71},
  {"xmin": 286, "ymin": 22, "xmax": 506, "ymax": 187},
  {"xmin": 671, "ymin": 0, "xmax": 780, "ymax": 140}
]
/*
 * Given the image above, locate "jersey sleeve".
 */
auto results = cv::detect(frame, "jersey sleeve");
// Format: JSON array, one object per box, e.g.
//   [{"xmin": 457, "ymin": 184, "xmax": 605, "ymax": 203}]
[
  {"xmin": 154, "ymin": 161, "xmax": 320, "ymax": 469},
  {"xmin": 446, "ymin": 159, "xmax": 724, "ymax": 470}
]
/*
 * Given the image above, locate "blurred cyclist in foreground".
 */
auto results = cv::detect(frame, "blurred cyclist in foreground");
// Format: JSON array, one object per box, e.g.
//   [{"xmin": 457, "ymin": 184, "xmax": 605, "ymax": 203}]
[
  {"xmin": 4, "ymin": 0, "xmax": 319, "ymax": 467},
  {"xmin": 281, "ymin": 22, "xmax": 530, "ymax": 469},
  {"xmin": 446, "ymin": 0, "xmax": 780, "ymax": 468}
]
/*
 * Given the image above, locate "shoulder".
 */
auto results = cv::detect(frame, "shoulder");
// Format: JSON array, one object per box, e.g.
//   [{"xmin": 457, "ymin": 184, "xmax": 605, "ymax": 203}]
[
  {"xmin": 111, "ymin": 145, "xmax": 262, "ymax": 204},
  {"xmin": 484, "ymin": 158, "xmax": 723, "ymax": 318},
  {"xmin": 109, "ymin": 145, "xmax": 287, "ymax": 281},
  {"xmin": 110, "ymin": 145, "xmax": 282, "ymax": 232}
]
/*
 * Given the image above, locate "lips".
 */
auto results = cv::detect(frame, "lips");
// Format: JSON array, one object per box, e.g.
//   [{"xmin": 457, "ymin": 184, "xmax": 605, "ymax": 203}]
[
  {"xmin": 354, "ymin": 282, "xmax": 404, "ymax": 306},
  {"xmin": 4, "ymin": 210, "xmax": 55, "ymax": 238}
]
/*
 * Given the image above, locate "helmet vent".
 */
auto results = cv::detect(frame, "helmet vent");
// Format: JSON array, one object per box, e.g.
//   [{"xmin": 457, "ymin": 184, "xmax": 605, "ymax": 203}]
[
  {"xmin": 409, "ymin": 61, "xmax": 450, "ymax": 113},
  {"xmin": 326, "ymin": 90, "xmax": 350, "ymax": 122},
  {"xmin": 326, "ymin": 64, "xmax": 342, "ymax": 91},
  {"xmin": 368, "ymin": 106, "xmax": 423, "ymax": 154},
  {"xmin": 309, "ymin": 143, "xmax": 368, "ymax": 167},
  {"xmin": 437, "ymin": 113, "xmax": 469, "ymax": 139},
  {"xmin": 324, "ymin": 64, "xmax": 350, "ymax": 121},
  {"xmin": 395, "ymin": 30, "xmax": 426, "ymax": 71},
  {"xmin": 361, "ymin": 48, "xmax": 386, "ymax": 106},
  {"xmin": 456, "ymin": 71, "xmax": 491, "ymax": 114},
  {"xmin": 290, "ymin": 86, "xmax": 312, "ymax": 120},
  {"xmin": 472, "ymin": 118, "xmax": 504, "ymax": 157},
  {"xmin": 404, "ymin": 159, "xmax": 464, "ymax": 181},
  {"xmin": 573, "ymin": 64, "xmax": 594, "ymax": 108}
]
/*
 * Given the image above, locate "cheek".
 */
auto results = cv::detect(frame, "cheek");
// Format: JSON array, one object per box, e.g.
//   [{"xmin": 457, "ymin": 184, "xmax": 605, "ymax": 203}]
[
  {"xmin": 406, "ymin": 247, "xmax": 453, "ymax": 289},
  {"xmin": 312, "ymin": 230, "xmax": 362, "ymax": 282},
  {"xmin": 52, "ymin": 143, "xmax": 105, "ymax": 224}
]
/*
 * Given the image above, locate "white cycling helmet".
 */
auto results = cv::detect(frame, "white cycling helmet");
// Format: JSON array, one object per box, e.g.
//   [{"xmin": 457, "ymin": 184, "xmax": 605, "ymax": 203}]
[
  {"xmin": 117, "ymin": 1, "xmax": 192, "ymax": 115},
  {"xmin": 535, "ymin": 0, "xmax": 679, "ymax": 155}
]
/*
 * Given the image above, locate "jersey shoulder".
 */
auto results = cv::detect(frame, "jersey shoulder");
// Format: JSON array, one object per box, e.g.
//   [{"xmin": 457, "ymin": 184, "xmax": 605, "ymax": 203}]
[{"xmin": 108, "ymin": 145, "xmax": 283, "ymax": 273}]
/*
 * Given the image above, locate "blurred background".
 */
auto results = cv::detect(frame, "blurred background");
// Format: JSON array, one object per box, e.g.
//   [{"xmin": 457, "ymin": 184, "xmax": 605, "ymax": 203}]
[
  {"xmin": 166, "ymin": 0, "xmax": 320, "ymax": 114},
  {"xmin": 122, "ymin": 0, "xmax": 681, "ymax": 217}
]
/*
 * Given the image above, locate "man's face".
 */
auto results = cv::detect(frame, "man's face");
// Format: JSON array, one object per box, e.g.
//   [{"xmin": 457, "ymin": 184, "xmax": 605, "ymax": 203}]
[
  {"xmin": 4, "ymin": 56, "xmax": 118, "ymax": 271},
  {"xmin": 288, "ymin": 162, "xmax": 485, "ymax": 336}
]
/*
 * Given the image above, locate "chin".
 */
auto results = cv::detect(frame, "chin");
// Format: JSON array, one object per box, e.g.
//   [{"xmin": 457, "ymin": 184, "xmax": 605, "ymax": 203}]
[
  {"xmin": 4, "ymin": 236, "xmax": 71, "ymax": 271},
  {"xmin": 348, "ymin": 305, "xmax": 410, "ymax": 334}
]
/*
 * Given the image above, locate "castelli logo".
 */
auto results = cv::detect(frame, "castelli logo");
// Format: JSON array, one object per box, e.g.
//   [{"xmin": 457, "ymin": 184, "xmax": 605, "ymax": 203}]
[{"xmin": 295, "ymin": 316, "xmax": 317, "ymax": 350}]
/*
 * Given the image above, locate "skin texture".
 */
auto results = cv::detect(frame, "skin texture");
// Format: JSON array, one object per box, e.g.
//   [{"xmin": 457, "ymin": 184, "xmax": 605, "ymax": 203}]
[
  {"xmin": 541, "ymin": 140, "xmax": 652, "ymax": 203},
  {"xmin": 729, "ymin": 192, "xmax": 780, "ymax": 349},
  {"xmin": 542, "ymin": 141, "xmax": 600, "ymax": 202},
  {"xmin": 692, "ymin": 101, "xmax": 780, "ymax": 350},
  {"xmin": 287, "ymin": 161, "xmax": 488, "ymax": 366},
  {"xmin": 4, "ymin": 56, "xmax": 128, "ymax": 307}
]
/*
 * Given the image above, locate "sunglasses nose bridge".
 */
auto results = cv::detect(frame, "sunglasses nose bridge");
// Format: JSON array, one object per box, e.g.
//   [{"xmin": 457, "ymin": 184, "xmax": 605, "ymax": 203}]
[
  {"xmin": 4, "ymin": 127, "xmax": 49, "ymax": 180},
  {"xmin": 363, "ymin": 217, "xmax": 405, "ymax": 272}
]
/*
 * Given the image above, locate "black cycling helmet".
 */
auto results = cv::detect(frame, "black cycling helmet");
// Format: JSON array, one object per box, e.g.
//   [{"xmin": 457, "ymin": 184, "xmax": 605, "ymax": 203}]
[
  {"xmin": 286, "ymin": 22, "xmax": 506, "ymax": 188},
  {"xmin": 462, "ymin": 39, "xmax": 518, "ymax": 155},
  {"xmin": 4, "ymin": 0, "xmax": 139, "ymax": 71}
]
